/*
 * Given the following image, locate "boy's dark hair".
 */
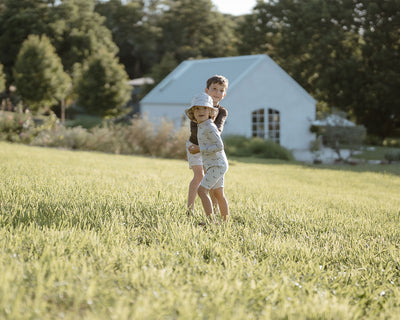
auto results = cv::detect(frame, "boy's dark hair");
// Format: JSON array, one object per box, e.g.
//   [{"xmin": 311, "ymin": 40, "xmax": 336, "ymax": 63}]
[{"xmin": 206, "ymin": 75, "xmax": 229, "ymax": 89}]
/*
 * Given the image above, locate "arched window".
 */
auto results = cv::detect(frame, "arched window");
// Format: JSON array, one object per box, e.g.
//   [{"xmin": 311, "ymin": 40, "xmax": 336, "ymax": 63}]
[
  {"xmin": 251, "ymin": 109, "xmax": 265, "ymax": 138},
  {"xmin": 268, "ymin": 108, "xmax": 280, "ymax": 144},
  {"xmin": 251, "ymin": 108, "xmax": 280, "ymax": 144}
]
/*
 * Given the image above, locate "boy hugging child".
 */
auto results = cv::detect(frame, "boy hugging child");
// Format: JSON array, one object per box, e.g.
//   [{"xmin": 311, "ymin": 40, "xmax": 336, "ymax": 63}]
[{"xmin": 185, "ymin": 93, "xmax": 229, "ymax": 222}]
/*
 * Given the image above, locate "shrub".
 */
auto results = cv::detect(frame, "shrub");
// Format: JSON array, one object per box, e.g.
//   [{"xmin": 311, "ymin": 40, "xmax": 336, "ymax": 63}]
[
  {"xmin": 224, "ymin": 135, "xmax": 294, "ymax": 160},
  {"xmin": 384, "ymin": 150, "xmax": 400, "ymax": 163},
  {"xmin": 29, "ymin": 116, "xmax": 188, "ymax": 159},
  {"xmin": 0, "ymin": 111, "xmax": 58, "ymax": 143},
  {"xmin": 383, "ymin": 137, "xmax": 400, "ymax": 148},
  {"xmin": 1, "ymin": 113, "xmax": 187, "ymax": 159},
  {"xmin": 31, "ymin": 125, "xmax": 90, "ymax": 150}
]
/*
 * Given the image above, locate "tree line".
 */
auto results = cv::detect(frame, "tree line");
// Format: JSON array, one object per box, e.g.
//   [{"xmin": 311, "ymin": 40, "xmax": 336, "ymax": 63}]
[{"xmin": 0, "ymin": 0, "xmax": 398, "ymax": 140}]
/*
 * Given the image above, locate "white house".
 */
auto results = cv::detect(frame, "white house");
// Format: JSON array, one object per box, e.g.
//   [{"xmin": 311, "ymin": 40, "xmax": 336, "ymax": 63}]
[{"xmin": 140, "ymin": 54, "xmax": 316, "ymax": 157}]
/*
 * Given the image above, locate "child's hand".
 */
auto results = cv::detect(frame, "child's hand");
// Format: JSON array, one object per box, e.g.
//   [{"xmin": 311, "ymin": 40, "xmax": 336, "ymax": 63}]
[{"xmin": 188, "ymin": 144, "xmax": 200, "ymax": 154}]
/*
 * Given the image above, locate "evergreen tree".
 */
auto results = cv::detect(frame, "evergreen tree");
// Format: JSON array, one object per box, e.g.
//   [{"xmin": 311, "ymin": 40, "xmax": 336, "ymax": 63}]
[
  {"xmin": 50, "ymin": 0, "xmax": 118, "ymax": 74},
  {"xmin": 74, "ymin": 48, "xmax": 131, "ymax": 117},
  {"xmin": 13, "ymin": 34, "xmax": 71, "ymax": 113},
  {"xmin": 94, "ymin": 0, "xmax": 159, "ymax": 79},
  {"xmin": 0, "ymin": 0, "xmax": 54, "ymax": 82}
]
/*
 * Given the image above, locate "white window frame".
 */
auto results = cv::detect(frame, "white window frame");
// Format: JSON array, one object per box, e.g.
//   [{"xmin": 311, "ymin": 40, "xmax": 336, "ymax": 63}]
[
  {"xmin": 268, "ymin": 108, "xmax": 280, "ymax": 144},
  {"xmin": 251, "ymin": 109, "xmax": 265, "ymax": 138}
]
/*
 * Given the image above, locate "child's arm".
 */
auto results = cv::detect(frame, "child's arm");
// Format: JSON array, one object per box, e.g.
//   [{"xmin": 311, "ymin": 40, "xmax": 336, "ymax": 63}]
[
  {"xmin": 214, "ymin": 107, "xmax": 228, "ymax": 133},
  {"xmin": 200, "ymin": 126, "xmax": 224, "ymax": 155}
]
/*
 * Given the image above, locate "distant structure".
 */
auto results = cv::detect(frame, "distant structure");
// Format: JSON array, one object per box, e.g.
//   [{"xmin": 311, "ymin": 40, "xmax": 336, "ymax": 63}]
[{"xmin": 140, "ymin": 54, "xmax": 316, "ymax": 155}]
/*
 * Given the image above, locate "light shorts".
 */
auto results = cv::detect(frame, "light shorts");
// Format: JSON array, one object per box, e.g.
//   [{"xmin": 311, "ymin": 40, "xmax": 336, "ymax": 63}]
[
  {"xmin": 200, "ymin": 165, "xmax": 227, "ymax": 190},
  {"xmin": 186, "ymin": 140, "xmax": 203, "ymax": 169}
]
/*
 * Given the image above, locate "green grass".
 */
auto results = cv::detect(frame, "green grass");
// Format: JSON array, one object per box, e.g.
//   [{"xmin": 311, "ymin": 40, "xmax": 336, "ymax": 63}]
[
  {"xmin": 353, "ymin": 146, "xmax": 400, "ymax": 161},
  {"xmin": 1, "ymin": 142, "xmax": 400, "ymax": 319}
]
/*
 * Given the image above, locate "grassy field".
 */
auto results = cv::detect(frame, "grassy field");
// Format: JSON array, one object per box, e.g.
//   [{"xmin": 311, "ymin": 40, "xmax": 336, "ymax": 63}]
[{"xmin": 1, "ymin": 141, "xmax": 400, "ymax": 320}]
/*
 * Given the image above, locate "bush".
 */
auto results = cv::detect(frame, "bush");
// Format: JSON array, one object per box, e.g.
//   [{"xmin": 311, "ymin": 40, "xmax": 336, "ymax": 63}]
[
  {"xmin": 224, "ymin": 135, "xmax": 294, "ymax": 160},
  {"xmin": 7, "ymin": 114, "xmax": 188, "ymax": 159},
  {"xmin": 0, "ymin": 111, "xmax": 58, "ymax": 143},
  {"xmin": 383, "ymin": 137, "xmax": 400, "ymax": 148},
  {"xmin": 31, "ymin": 125, "xmax": 90, "ymax": 150},
  {"xmin": 384, "ymin": 150, "xmax": 400, "ymax": 163}
]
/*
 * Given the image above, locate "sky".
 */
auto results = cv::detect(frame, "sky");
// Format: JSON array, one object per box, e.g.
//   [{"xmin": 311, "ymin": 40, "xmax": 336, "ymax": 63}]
[{"xmin": 212, "ymin": 0, "xmax": 257, "ymax": 16}]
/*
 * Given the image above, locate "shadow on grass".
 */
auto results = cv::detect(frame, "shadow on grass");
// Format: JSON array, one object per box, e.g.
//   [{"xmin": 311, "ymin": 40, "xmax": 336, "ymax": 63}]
[{"xmin": 229, "ymin": 156, "xmax": 400, "ymax": 176}]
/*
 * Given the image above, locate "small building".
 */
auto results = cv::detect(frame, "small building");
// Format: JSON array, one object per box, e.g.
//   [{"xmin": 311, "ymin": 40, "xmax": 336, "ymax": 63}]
[{"xmin": 140, "ymin": 54, "xmax": 316, "ymax": 155}]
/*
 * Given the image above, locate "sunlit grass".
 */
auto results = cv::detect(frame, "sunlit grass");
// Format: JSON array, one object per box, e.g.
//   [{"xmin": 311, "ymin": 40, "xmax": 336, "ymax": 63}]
[{"xmin": 1, "ymin": 142, "xmax": 400, "ymax": 319}]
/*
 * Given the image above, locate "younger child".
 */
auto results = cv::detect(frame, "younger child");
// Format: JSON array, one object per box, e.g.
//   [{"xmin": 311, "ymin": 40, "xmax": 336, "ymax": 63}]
[
  {"xmin": 185, "ymin": 93, "xmax": 229, "ymax": 222},
  {"xmin": 186, "ymin": 75, "xmax": 228, "ymax": 213}
]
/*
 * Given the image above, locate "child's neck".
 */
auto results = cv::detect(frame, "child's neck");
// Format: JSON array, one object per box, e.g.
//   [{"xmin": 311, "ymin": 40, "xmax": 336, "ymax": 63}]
[{"xmin": 197, "ymin": 118, "xmax": 209, "ymax": 124}]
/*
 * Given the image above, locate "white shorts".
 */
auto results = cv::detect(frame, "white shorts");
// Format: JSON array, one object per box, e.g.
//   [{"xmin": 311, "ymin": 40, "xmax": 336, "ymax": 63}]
[
  {"xmin": 200, "ymin": 165, "xmax": 227, "ymax": 190},
  {"xmin": 186, "ymin": 140, "xmax": 203, "ymax": 169}
]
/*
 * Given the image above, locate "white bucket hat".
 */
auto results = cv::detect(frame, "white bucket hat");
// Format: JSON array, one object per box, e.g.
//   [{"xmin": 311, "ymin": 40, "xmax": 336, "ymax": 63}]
[{"xmin": 185, "ymin": 93, "xmax": 217, "ymax": 122}]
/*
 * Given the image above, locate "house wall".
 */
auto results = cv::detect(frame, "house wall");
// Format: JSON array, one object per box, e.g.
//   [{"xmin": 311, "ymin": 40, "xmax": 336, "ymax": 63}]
[
  {"xmin": 141, "ymin": 103, "xmax": 187, "ymax": 129},
  {"xmin": 140, "ymin": 56, "xmax": 316, "ymax": 153},
  {"xmin": 221, "ymin": 60, "xmax": 315, "ymax": 150}
]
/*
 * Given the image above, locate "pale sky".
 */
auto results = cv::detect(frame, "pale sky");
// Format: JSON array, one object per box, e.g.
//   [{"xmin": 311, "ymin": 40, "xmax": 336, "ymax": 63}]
[{"xmin": 212, "ymin": 0, "xmax": 257, "ymax": 16}]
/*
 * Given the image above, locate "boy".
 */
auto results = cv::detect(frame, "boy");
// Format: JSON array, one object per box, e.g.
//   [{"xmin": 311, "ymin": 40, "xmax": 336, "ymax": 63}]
[
  {"xmin": 185, "ymin": 93, "xmax": 229, "ymax": 222},
  {"xmin": 186, "ymin": 75, "xmax": 228, "ymax": 214}
]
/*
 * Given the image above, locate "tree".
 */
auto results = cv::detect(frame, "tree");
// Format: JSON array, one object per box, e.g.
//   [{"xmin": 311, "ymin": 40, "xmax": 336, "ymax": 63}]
[
  {"xmin": 50, "ymin": 0, "xmax": 118, "ymax": 74},
  {"xmin": 240, "ymin": 0, "xmax": 361, "ymax": 104},
  {"xmin": 155, "ymin": 0, "xmax": 237, "ymax": 62},
  {"xmin": 237, "ymin": 0, "xmax": 399, "ymax": 139},
  {"xmin": 94, "ymin": 0, "xmax": 160, "ymax": 79},
  {"xmin": 141, "ymin": 52, "xmax": 178, "ymax": 97},
  {"xmin": 353, "ymin": 0, "xmax": 400, "ymax": 138},
  {"xmin": 323, "ymin": 125, "xmax": 367, "ymax": 161},
  {"xmin": 13, "ymin": 34, "xmax": 71, "ymax": 113},
  {"xmin": 0, "ymin": 0, "xmax": 55, "ymax": 82},
  {"xmin": 74, "ymin": 48, "xmax": 131, "ymax": 117}
]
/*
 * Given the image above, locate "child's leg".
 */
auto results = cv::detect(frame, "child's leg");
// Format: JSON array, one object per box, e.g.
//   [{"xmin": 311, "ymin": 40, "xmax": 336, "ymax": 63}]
[
  {"xmin": 187, "ymin": 165, "xmax": 204, "ymax": 212},
  {"xmin": 209, "ymin": 189, "xmax": 219, "ymax": 213},
  {"xmin": 213, "ymin": 187, "xmax": 229, "ymax": 221},
  {"xmin": 197, "ymin": 185, "xmax": 214, "ymax": 219}
]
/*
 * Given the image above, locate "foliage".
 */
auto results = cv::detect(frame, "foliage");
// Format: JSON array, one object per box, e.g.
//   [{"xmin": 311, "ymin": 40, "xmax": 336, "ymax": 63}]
[
  {"xmin": 238, "ymin": 0, "xmax": 400, "ymax": 139},
  {"xmin": 142, "ymin": 52, "xmax": 179, "ymax": 97},
  {"xmin": 1, "ymin": 142, "xmax": 400, "ymax": 319},
  {"xmin": 27, "ymin": 116, "xmax": 188, "ymax": 159},
  {"xmin": 0, "ymin": 0, "xmax": 54, "ymax": 82},
  {"xmin": 50, "ymin": 0, "xmax": 118, "ymax": 74},
  {"xmin": 65, "ymin": 113, "xmax": 103, "ymax": 129},
  {"xmin": 322, "ymin": 125, "xmax": 367, "ymax": 160},
  {"xmin": 0, "ymin": 62, "xmax": 5, "ymax": 93},
  {"xmin": 94, "ymin": 0, "xmax": 160, "ymax": 79},
  {"xmin": 73, "ymin": 48, "xmax": 131, "ymax": 117},
  {"xmin": 384, "ymin": 149, "xmax": 400, "ymax": 163},
  {"xmin": 156, "ymin": 0, "xmax": 237, "ymax": 61},
  {"xmin": 0, "ymin": 110, "xmax": 58, "ymax": 143},
  {"xmin": 224, "ymin": 135, "xmax": 294, "ymax": 160},
  {"xmin": 0, "ymin": 0, "xmax": 399, "ymax": 137},
  {"xmin": 13, "ymin": 34, "xmax": 71, "ymax": 113},
  {"xmin": 354, "ymin": 0, "xmax": 400, "ymax": 138},
  {"xmin": 383, "ymin": 137, "xmax": 400, "ymax": 148}
]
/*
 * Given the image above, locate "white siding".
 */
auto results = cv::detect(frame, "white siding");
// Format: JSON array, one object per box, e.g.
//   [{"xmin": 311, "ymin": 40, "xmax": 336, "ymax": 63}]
[{"xmin": 140, "ymin": 55, "xmax": 316, "ymax": 156}]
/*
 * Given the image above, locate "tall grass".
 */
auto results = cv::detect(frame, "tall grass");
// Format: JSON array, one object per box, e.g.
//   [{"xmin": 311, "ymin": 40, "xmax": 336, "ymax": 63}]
[{"xmin": 1, "ymin": 142, "xmax": 400, "ymax": 319}]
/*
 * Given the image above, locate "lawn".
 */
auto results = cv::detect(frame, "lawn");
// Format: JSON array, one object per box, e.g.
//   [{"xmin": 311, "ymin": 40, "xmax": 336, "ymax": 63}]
[{"xmin": 1, "ymin": 142, "xmax": 400, "ymax": 319}]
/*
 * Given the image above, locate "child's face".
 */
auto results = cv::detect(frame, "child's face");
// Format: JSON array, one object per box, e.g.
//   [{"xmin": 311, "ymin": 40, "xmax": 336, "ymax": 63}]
[
  {"xmin": 193, "ymin": 106, "xmax": 211, "ymax": 124},
  {"xmin": 205, "ymin": 83, "xmax": 227, "ymax": 106}
]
